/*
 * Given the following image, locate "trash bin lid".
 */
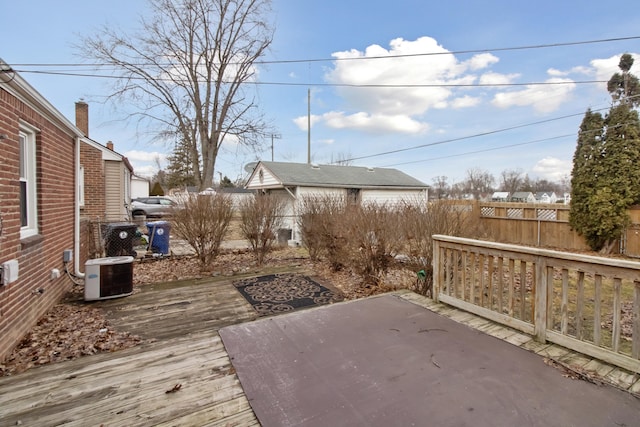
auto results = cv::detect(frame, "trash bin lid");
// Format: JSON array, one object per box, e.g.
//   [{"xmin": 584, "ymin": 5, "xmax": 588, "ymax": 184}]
[{"xmin": 146, "ymin": 220, "xmax": 169, "ymax": 226}]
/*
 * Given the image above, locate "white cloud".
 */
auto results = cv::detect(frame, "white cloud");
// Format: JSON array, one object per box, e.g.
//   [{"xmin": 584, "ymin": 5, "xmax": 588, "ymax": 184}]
[
  {"xmin": 293, "ymin": 114, "xmax": 323, "ymax": 131},
  {"xmin": 450, "ymin": 95, "xmax": 481, "ymax": 109},
  {"xmin": 124, "ymin": 150, "xmax": 167, "ymax": 177},
  {"xmin": 547, "ymin": 68, "xmax": 566, "ymax": 77},
  {"xmin": 532, "ymin": 157, "xmax": 572, "ymax": 181},
  {"xmin": 124, "ymin": 150, "xmax": 167, "ymax": 164},
  {"xmin": 492, "ymin": 77, "xmax": 576, "ymax": 113},
  {"xmin": 295, "ymin": 111, "xmax": 429, "ymax": 134},
  {"xmin": 311, "ymin": 36, "xmax": 511, "ymax": 134},
  {"xmin": 462, "ymin": 53, "xmax": 499, "ymax": 71},
  {"xmin": 132, "ymin": 164, "xmax": 158, "ymax": 178},
  {"xmin": 479, "ymin": 72, "xmax": 520, "ymax": 85},
  {"xmin": 590, "ymin": 53, "xmax": 640, "ymax": 81}
]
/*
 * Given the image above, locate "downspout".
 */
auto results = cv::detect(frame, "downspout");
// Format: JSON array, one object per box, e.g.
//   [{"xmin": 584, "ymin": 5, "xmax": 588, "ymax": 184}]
[{"xmin": 74, "ymin": 136, "xmax": 85, "ymax": 278}]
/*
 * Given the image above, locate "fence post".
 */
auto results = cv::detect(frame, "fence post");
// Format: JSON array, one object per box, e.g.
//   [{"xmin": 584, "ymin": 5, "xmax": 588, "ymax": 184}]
[
  {"xmin": 534, "ymin": 256, "xmax": 548, "ymax": 342},
  {"xmin": 433, "ymin": 237, "xmax": 441, "ymax": 303}
]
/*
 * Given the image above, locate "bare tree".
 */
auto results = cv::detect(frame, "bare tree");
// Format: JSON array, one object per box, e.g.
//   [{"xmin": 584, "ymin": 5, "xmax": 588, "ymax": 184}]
[
  {"xmin": 431, "ymin": 175, "xmax": 449, "ymax": 199},
  {"xmin": 462, "ymin": 168, "xmax": 495, "ymax": 200},
  {"xmin": 327, "ymin": 151, "xmax": 354, "ymax": 166},
  {"xmin": 500, "ymin": 168, "xmax": 523, "ymax": 194},
  {"xmin": 79, "ymin": 0, "xmax": 274, "ymax": 190}
]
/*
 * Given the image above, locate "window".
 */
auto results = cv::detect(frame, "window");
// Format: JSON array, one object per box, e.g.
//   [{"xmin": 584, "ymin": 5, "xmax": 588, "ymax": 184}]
[
  {"xmin": 19, "ymin": 126, "xmax": 38, "ymax": 239},
  {"xmin": 347, "ymin": 188, "xmax": 360, "ymax": 205}
]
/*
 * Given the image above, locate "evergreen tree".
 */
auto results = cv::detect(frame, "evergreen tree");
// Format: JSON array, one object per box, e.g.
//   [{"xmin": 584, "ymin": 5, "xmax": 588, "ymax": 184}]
[
  {"xmin": 569, "ymin": 109, "xmax": 606, "ymax": 249},
  {"xmin": 165, "ymin": 138, "xmax": 197, "ymax": 190},
  {"xmin": 220, "ymin": 176, "xmax": 235, "ymax": 188},
  {"xmin": 570, "ymin": 54, "xmax": 640, "ymax": 252},
  {"xmin": 607, "ymin": 53, "xmax": 640, "ymax": 108}
]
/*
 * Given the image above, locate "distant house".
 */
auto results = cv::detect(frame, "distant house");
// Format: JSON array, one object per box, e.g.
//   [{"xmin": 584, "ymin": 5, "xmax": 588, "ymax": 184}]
[
  {"xmin": 535, "ymin": 191, "xmax": 558, "ymax": 204},
  {"xmin": 245, "ymin": 161, "xmax": 428, "ymax": 244},
  {"xmin": 510, "ymin": 191, "xmax": 536, "ymax": 203},
  {"xmin": 131, "ymin": 175, "xmax": 150, "ymax": 199},
  {"xmin": 0, "ymin": 61, "xmax": 82, "ymax": 362},
  {"xmin": 491, "ymin": 192, "xmax": 510, "ymax": 202}
]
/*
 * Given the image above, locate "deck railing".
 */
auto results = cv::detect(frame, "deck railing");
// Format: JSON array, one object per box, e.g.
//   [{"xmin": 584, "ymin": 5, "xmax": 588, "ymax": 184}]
[{"xmin": 432, "ymin": 235, "xmax": 640, "ymax": 373}]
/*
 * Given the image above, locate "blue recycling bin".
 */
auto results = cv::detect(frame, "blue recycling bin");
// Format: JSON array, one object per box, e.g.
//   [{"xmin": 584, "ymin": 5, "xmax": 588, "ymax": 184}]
[{"xmin": 146, "ymin": 221, "xmax": 171, "ymax": 255}]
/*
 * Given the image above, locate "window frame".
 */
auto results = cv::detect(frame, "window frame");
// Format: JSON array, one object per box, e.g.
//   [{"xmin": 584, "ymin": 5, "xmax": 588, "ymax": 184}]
[{"xmin": 19, "ymin": 123, "xmax": 39, "ymax": 239}]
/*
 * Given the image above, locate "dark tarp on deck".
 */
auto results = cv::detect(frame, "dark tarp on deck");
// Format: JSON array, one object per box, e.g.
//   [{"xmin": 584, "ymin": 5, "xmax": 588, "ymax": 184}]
[{"xmin": 220, "ymin": 294, "xmax": 640, "ymax": 427}]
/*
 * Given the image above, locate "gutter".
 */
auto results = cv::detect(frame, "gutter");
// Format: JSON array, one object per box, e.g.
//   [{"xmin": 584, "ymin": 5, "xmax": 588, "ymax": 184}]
[{"xmin": 74, "ymin": 136, "xmax": 85, "ymax": 278}]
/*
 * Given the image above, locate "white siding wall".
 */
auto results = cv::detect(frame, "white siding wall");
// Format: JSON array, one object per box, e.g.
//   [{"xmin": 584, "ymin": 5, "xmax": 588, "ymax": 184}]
[
  {"xmin": 104, "ymin": 161, "xmax": 123, "ymax": 221},
  {"xmin": 360, "ymin": 189, "xmax": 427, "ymax": 207},
  {"xmin": 258, "ymin": 186, "xmax": 427, "ymax": 245},
  {"xmin": 131, "ymin": 177, "xmax": 149, "ymax": 199},
  {"xmin": 105, "ymin": 161, "xmax": 130, "ymax": 221}
]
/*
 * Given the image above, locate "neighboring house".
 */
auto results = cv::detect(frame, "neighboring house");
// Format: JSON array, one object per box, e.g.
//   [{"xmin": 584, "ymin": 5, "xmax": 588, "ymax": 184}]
[
  {"xmin": 491, "ymin": 192, "xmax": 510, "ymax": 202},
  {"xmin": 510, "ymin": 191, "xmax": 536, "ymax": 203},
  {"xmin": 535, "ymin": 191, "xmax": 558, "ymax": 204},
  {"xmin": 75, "ymin": 102, "xmax": 133, "ymax": 222},
  {"xmin": 244, "ymin": 161, "xmax": 429, "ymax": 244},
  {"xmin": 0, "ymin": 62, "xmax": 82, "ymax": 362}
]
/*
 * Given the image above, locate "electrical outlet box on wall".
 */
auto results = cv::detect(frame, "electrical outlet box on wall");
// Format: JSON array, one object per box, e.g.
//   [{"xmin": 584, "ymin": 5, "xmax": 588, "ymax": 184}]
[{"xmin": 1, "ymin": 259, "xmax": 19, "ymax": 285}]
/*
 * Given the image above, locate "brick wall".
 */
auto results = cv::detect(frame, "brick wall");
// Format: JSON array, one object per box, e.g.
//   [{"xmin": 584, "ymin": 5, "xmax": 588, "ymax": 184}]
[
  {"xmin": 0, "ymin": 86, "xmax": 76, "ymax": 362},
  {"xmin": 80, "ymin": 142, "xmax": 106, "ymax": 220}
]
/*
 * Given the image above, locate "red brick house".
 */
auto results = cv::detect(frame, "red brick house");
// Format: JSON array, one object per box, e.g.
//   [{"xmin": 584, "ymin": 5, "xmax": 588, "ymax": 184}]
[{"xmin": 0, "ymin": 61, "xmax": 83, "ymax": 362}]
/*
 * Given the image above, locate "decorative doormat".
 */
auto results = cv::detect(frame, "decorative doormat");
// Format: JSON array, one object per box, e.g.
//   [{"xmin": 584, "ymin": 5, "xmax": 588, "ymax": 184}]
[{"xmin": 233, "ymin": 273, "xmax": 343, "ymax": 316}]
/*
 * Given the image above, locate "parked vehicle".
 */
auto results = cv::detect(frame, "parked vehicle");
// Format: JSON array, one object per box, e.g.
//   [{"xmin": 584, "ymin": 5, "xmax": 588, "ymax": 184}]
[{"xmin": 130, "ymin": 196, "xmax": 176, "ymax": 218}]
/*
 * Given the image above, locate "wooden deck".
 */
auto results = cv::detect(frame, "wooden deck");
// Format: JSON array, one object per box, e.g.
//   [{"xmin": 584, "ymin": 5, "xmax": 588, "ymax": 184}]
[
  {"xmin": 1, "ymin": 266, "xmax": 639, "ymax": 426},
  {"xmin": 0, "ymin": 268, "xmax": 284, "ymax": 427}
]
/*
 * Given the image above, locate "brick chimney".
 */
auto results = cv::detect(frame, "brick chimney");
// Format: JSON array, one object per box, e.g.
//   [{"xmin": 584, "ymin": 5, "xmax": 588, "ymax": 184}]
[
  {"xmin": 75, "ymin": 101, "xmax": 89, "ymax": 137},
  {"xmin": 106, "ymin": 141, "xmax": 114, "ymax": 150}
]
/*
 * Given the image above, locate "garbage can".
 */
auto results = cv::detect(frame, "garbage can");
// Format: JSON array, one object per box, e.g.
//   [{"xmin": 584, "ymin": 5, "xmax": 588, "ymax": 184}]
[
  {"xmin": 103, "ymin": 222, "xmax": 138, "ymax": 257},
  {"xmin": 147, "ymin": 220, "xmax": 171, "ymax": 255}
]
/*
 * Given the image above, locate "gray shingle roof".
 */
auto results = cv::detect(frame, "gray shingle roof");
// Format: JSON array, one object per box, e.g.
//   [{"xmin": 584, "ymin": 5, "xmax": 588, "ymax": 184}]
[{"xmin": 257, "ymin": 161, "xmax": 428, "ymax": 189}]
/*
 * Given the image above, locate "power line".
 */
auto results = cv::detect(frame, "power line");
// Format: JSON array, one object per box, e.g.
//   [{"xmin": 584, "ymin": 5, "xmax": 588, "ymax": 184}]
[
  {"xmin": 380, "ymin": 119, "xmax": 635, "ymax": 168},
  {"xmin": 383, "ymin": 134, "xmax": 575, "ymax": 167},
  {"xmin": 6, "ymin": 35, "xmax": 640, "ymax": 67},
  {"xmin": 3, "ymin": 68, "xmax": 608, "ymax": 89},
  {"xmin": 344, "ymin": 106, "xmax": 612, "ymax": 163}
]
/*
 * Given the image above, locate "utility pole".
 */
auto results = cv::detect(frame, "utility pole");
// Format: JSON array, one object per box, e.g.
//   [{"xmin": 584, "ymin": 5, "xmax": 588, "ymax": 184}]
[
  {"xmin": 307, "ymin": 88, "xmax": 311, "ymax": 164},
  {"xmin": 270, "ymin": 134, "xmax": 281, "ymax": 161}
]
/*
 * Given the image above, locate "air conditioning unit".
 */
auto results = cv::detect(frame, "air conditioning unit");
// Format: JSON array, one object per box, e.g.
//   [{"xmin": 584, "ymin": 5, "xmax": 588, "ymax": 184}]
[{"xmin": 84, "ymin": 256, "xmax": 134, "ymax": 301}]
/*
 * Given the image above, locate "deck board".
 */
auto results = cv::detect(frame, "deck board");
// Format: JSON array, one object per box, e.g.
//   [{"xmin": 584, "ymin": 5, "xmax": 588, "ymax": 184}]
[{"xmin": 0, "ymin": 275, "xmax": 261, "ymax": 427}]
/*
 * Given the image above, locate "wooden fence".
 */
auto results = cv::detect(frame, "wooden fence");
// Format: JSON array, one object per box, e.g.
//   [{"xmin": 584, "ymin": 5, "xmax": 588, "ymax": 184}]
[
  {"xmin": 447, "ymin": 201, "xmax": 640, "ymax": 257},
  {"xmin": 432, "ymin": 235, "xmax": 640, "ymax": 373}
]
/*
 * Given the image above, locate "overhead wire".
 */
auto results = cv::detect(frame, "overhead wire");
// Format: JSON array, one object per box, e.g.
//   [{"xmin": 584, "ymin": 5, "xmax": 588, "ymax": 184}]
[
  {"xmin": 3, "ymin": 35, "xmax": 637, "ymax": 89},
  {"xmin": 380, "ymin": 118, "xmax": 637, "ymax": 168},
  {"xmin": 3, "ymin": 35, "xmax": 636, "ymax": 170},
  {"xmin": 344, "ymin": 106, "xmax": 613, "ymax": 163},
  {"xmin": 6, "ymin": 35, "xmax": 640, "ymax": 66}
]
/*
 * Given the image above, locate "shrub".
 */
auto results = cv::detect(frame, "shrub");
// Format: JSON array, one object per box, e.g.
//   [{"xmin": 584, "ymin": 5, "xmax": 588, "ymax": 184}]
[
  {"xmin": 345, "ymin": 203, "xmax": 405, "ymax": 286},
  {"xmin": 170, "ymin": 193, "xmax": 233, "ymax": 268},
  {"xmin": 400, "ymin": 199, "xmax": 483, "ymax": 295},
  {"xmin": 298, "ymin": 194, "xmax": 348, "ymax": 267},
  {"xmin": 238, "ymin": 193, "xmax": 286, "ymax": 265}
]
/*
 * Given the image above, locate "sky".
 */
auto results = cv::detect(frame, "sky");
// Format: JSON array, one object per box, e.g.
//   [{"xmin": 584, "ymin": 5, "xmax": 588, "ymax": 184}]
[{"xmin": 2, "ymin": 0, "xmax": 640, "ymax": 188}]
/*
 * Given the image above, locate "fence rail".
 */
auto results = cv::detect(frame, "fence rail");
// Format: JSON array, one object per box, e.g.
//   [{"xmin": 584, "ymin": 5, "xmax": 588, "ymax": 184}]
[{"xmin": 433, "ymin": 234, "xmax": 640, "ymax": 373}]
